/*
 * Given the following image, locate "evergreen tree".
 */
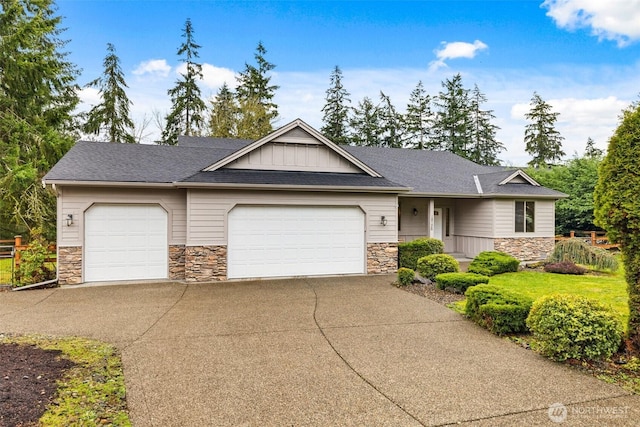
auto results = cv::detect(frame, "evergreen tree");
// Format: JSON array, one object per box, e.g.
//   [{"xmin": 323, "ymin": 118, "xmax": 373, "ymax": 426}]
[
  {"xmin": 235, "ymin": 97, "xmax": 271, "ymax": 140},
  {"xmin": 83, "ymin": 43, "xmax": 135, "ymax": 143},
  {"xmin": 208, "ymin": 83, "xmax": 238, "ymax": 138},
  {"xmin": 403, "ymin": 81, "xmax": 434, "ymax": 150},
  {"xmin": 0, "ymin": 0, "xmax": 79, "ymax": 239},
  {"xmin": 235, "ymin": 41, "xmax": 279, "ymax": 137},
  {"xmin": 162, "ymin": 18, "xmax": 206, "ymax": 145},
  {"xmin": 378, "ymin": 91, "xmax": 403, "ymax": 148},
  {"xmin": 320, "ymin": 66, "xmax": 351, "ymax": 145},
  {"xmin": 524, "ymin": 92, "xmax": 565, "ymax": 168},
  {"xmin": 349, "ymin": 97, "xmax": 381, "ymax": 146},
  {"xmin": 468, "ymin": 84, "xmax": 503, "ymax": 165},
  {"xmin": 594, "ymin": 101, "xmax": 640, "ymax": 351},
  {"xmin": 432, "ymin": 73, "xmax": 472, "ymax": 155},
  {"xmin": 584, "ymin": 137, "xmax": 604, "ymax": 158}
]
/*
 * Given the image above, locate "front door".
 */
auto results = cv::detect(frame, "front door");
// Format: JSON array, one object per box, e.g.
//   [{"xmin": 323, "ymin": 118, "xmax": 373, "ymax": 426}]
[{"xmin": 433, "ymin": 208, "xmax": 443, "ymax": 241}]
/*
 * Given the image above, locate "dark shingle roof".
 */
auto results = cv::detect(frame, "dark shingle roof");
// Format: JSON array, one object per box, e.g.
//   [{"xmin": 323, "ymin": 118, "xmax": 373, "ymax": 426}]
[
  {"xmin": 44, "ymin": 137, "xmax": 565, "ymax": 198},
  {"xmin": 180, "ymin": 169, "xmax": 404, "ymax": 189}
]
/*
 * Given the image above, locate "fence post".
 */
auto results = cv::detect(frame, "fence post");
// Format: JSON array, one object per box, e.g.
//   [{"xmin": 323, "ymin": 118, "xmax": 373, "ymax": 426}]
[
  {"xmin": 570, "ymin": 231, "xmax": 575, "ymax": 238},
  {"xmin": 591, "ymin": 231, "xmax": 596, "ymax": 246},
  {"xmin": 14, "ymin": 235, "xmax": 22, "ymax": 268}
]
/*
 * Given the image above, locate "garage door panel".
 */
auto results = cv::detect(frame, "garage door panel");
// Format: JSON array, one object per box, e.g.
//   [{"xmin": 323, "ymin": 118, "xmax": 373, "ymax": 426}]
[
  {"xmin": 85, "ymin": 205, "xmax": 168, "ymax": 282},
  {"xmin": 228, "ymin": 206, "xmax": 365, "ymax": 279}
]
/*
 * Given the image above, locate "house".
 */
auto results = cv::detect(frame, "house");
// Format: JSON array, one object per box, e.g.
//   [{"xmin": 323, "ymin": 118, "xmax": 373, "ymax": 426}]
[{"xmin": 43, "ymin": 119, "xmax": 565, "ymax": 285}]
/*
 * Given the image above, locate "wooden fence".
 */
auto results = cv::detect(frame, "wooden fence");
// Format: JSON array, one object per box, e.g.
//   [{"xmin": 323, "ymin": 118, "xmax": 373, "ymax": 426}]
[
  {"xmin": 0, "ymin": 236, "xmax": 57, "ymax": 270},
  {"xmin": 555, "ymin": 231, "xmax": 619, "ymax": 250}
]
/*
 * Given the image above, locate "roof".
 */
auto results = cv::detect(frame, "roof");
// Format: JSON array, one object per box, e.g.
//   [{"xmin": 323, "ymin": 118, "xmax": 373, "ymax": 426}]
[{"xmin": 43, "ymin": 121, "xmax": 566, "ymax": 199}]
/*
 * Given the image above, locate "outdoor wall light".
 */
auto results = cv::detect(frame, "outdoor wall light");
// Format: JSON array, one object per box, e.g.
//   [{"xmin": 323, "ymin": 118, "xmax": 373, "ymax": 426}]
[
  {"xmin": 413, "ymin": 208, "xmax": 419, "ymax": 216},
  {"xmin": 65, "ymin": 214, "xmax": 73, "ymax": 227},
  {"xmin": 380, "ymin": 215, "xmax": 388, "ymax": 226}
]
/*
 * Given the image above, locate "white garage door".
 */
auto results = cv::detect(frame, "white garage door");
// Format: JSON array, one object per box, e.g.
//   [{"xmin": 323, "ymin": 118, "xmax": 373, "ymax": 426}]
[
  {"xmin": 84, "ymin": 205, "xmax": 168, "ymax": 282},
  {"xmin": 228, "ymin": 206, "xmax": 365, "ymax": 279}
]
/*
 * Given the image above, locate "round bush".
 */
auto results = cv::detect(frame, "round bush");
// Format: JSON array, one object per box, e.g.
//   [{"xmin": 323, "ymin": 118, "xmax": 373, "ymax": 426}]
[
  {"xmin": 526, "ymin": 294, "xmax": 623, "ymax": 361},
  {"xmin": 397, "ymin": 268, "xmax": 415, "ymax": 286},
  {"xmin": 468, "ymin": 251, "xmax": 520, "ymax": 276},
  {"xmin": 416, "ymin": 254, "xmax": 459, "ymax": 280},
  {"xmin": 398, "ymin": 238, "xmax": 444, "ymax": 270}
]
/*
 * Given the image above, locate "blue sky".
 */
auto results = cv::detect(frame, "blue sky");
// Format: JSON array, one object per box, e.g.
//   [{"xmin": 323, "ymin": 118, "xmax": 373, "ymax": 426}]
[{"xmin": 58, "ymin": 0, "xmax": 640, "ymax": 164}]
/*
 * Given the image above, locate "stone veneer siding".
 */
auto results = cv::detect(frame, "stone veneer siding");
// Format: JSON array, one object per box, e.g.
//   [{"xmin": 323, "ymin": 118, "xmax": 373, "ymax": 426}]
[
  {"xmin": 494, "ymin": 237, "xmax": 555, "ymax": 261},
  {"xmin": 58, "ymin": 246, "xmax": 82, "ymax": 285},
  {"xmin": 367, "ymin": 242, "xmax": 398, "ymax": 274},
  {"xmin": 185, "ymin": 245, "xmax": 227, "ymax": 282},
  {"xmin": 169, "ymin": 245, "xmax": 186, "ymax": 280}
]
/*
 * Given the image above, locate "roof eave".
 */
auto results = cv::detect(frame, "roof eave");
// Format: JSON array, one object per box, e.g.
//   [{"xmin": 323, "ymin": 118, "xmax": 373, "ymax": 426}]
[
  {"xmin": 400, "ymin": 191, "xmax": 567, "ymax": 199},
  {"xmin": 174, "ymin": 181, "xmax": 411, "ymax": 193},
  {"xmin": 42, "ymin": 180, "xmax": 175, "ymax": 188}
]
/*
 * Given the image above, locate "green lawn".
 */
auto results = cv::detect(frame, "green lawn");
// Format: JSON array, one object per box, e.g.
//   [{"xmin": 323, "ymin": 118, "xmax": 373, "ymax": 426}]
[{"xmin": 454, "ymin": 269, "xmax": 629, "ymax": 328}]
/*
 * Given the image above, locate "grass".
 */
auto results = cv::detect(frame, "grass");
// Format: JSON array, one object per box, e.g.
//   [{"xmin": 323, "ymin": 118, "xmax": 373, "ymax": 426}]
[
  {"xmin": 0, "ymin": 335, "xmax": 131, "ymax": 426},
  {"xmin": 453, "ymin": 268, "xmax": 628, "ymax": 328}
]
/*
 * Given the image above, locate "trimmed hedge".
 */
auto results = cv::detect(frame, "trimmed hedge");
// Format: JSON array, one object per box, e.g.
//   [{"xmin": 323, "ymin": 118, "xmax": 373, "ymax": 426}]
[
  {"xmin": 416, "ymin": 254, "xmax": 459, "ymax": 280},
  {"xmin": 465, "ymin": 285, "xmax": 533, "ymax": 335},
  {"xmin": 468, "ymin": 251, "xmax": 520, "ymax": 276},
  {"xmin": 435, "ymin": 272, "xmax": 490, "ymax": 293},
  {"xmin": 397, "ymin": 268, "xmax": 415, "ymax": 286},
  {"xmin": 398, "ymin": 238, "xmax": 444, "ymax": 270},
  {"xmin": 526, "ymin": 294, "xmax": 623, "ymax": 361}
]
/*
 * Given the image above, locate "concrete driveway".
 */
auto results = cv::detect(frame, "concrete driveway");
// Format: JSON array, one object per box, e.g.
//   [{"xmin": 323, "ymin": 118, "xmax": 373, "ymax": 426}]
[{"xmin": 0, "ymin": 275, "xmax": 638, "ymax": 426}]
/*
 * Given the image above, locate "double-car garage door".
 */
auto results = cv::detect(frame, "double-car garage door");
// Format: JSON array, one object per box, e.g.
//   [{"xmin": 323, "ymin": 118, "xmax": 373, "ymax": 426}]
[{"xmin": 84, "ymin": 204, "xmax": 366, "ymax": 282}]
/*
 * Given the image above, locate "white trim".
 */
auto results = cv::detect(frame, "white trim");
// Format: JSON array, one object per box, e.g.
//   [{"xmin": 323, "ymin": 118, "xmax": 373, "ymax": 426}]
[
  {"xmin": 498, "ymin": 170, "xmax": 540, "ymax": 186},
  {"xmin": 473, "ymin": 175, "xmax": 483, "ymax": 194}
]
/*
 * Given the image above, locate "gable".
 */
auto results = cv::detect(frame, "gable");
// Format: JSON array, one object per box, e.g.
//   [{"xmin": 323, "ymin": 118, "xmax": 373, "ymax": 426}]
[{"xmin": 203, "ymin": 119, "xmax": 381, "ymax": 177}]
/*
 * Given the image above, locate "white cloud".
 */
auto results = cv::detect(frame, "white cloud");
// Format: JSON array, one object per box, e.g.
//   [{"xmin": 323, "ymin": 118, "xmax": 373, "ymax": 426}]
[
  {"xmin": 542, "ymin": 0, "xmax": 640, "ymax": 47},
  {"xmin": 429, "ymin": 40, "xmax": 488, "ymax": 71},
  {"xmin": 174, "ymin": 63, "xmax": 237, "ymax": 92},
  {"xmin": 132, "ymin": 59, "xmax": 172, "ymax": 78},
  {"xmin": 77, "ymin": 86, "xmax": 101, "ymax": 108}
]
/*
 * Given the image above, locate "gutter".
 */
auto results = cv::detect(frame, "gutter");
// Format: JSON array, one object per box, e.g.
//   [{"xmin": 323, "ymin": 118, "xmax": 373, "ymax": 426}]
[{"xmin": 174, "ymin": 181, "xmax": 412, "ymax": 193}]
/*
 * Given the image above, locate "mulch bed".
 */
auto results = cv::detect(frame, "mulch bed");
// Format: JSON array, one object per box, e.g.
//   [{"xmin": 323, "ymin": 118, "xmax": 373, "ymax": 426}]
[
  {"xmin": 0, "ymin": 342, "xmax": 75, "ymax": 427},
  {"xmin": 400, "ymin": 280, "xmax": 467, "ymax": 306}
]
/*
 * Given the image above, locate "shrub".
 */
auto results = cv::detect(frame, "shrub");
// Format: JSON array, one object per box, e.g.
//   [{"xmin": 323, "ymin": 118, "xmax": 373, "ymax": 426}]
[
  {"xmin": 465, "ymin": 285, "xmax": 533, "ymax": 335},
  {"xmin": 526, "ymin": 294, "xmax": 623, "ymax": 361},
  {"xmin": 435, "ymin": 272, "xmax": 489, "ymax": 293},
  {"xmin": 416, "ymin": 254, "xmax": 459, "ymax": 280},
  {"xmin": 468, "ymin": 251, "xmax": 520, "ymax": 276},
  {"xmin": 548, "ymin": 238, "xmax": 618, "ymax": 271},
  {"xmin": 398, "ymin": 238, "xmax": 444, "ymax": 270},
  {"xmin": 397, "ymin": 268, "xmax": 415, "ymax": 286},
  {"xmin": 544, "ymin": 261, "xmax": 587, "ymax": 275},
  {"xmin": 15, "ymin": 230, "xmax": 55, "ymax": 287}
]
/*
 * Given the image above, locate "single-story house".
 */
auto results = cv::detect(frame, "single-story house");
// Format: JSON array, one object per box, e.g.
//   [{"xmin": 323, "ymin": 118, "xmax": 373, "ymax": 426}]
[{"xmin": 43, "ymin": 119, "xmax": 565, "ymax": 284}]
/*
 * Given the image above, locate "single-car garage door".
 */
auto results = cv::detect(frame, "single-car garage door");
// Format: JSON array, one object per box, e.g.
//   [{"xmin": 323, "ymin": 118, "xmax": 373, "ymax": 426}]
[
  {"xmin": 84, "ymin": 205, "xmax": 168, "ymax": 282},
  {"xmin": 228, "ymin": 206, "xmax": 365, "ymax": 279}
]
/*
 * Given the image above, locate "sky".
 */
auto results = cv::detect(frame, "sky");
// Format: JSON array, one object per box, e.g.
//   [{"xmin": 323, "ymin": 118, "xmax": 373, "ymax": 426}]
[{"xmin": 57, "ymin": 0, "xmax": 640, "ymax": 165}]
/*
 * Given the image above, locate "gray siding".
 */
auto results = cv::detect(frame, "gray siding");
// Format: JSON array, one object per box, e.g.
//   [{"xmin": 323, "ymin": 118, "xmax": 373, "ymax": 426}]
[
  {"xmin": 225, "ymin": 142, "xmax": 362, "ymax": 173},
  {"xmin": 453, "ymin": 199, "xmax": 494, "ymax": 238},
  {"xmin": 494, "ymin": 199, "xmax": 555, "ymax": 238},
  {"xmin": 57, "ymin": 187, "xmax": 186, "ymax": 247},
  {"xmin": 187, "ymin": 190, "xmax": 397, "ymax": 246}
]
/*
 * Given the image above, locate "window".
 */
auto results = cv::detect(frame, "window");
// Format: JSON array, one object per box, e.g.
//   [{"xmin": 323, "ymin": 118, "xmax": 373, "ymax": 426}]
[{"xmin": 515, "ymin": 201, "xmax": 535, "ymax": 233}]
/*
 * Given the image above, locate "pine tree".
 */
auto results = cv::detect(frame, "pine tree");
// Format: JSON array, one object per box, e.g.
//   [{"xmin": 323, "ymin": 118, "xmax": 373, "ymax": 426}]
[
  {"xmin": 162, "ymin": 18, "xmax": 206, "ymax": 145},
  {"xmin": 403, "ymin": 81, "xmax": 433, "ymax": 150},
  {"xmin": 378, "ymin": 92, "xmax": 403, "ymax": 148},
  {"xmin": 584, "ymin": 137, "xmax": 604, "ymax": 158},
  {"xmin": 349, "ymin": 97, "xmax": 381, "ymax": 146},
  {"xmin": 320, "ymin": 66, "xmax": 351, "ymax": 145},
  {"xmin": 208, "ymin": 83, "xmax": 238, "ymax": 138},
  {"xmin": 524, "ymin": 92, "xmax": 565, "ymax": 168},
  {"xmin": 432, "ymin": 73, "xmax": 472, "ymax": 156},
  {"xmin": 235, "ymin": 41, "xmax": 279, "ymax": 138},
  {"xmin": 468, "ymin": 84, "xmax": 503, "ymax": 165},
  {"xmin": 0, "ymin": 0, "xmax": 79, "ymax": 238},
  {"xmin": 83, "ymin": 43, "xmax": 135, "ymax": 143}
]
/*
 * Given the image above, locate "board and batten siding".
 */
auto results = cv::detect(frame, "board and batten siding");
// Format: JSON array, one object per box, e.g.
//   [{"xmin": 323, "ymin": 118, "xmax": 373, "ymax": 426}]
[
  {"xmin": 225, "ymin": 142, "xmax": 361, "ymax": 174},
  {"xmin": 494, "ymin": 199, "xmax": 555, "ymax": 238},
  {"xmin": 57, "ymin": 187, "xmax": 187, "ymax": 247},
  {"xmin": 186, "ymin": 189, "xmax": 397, "ymax": 246}
]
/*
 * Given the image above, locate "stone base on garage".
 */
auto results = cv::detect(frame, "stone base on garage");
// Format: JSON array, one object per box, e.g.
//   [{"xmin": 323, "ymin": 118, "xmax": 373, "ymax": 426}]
[
  {"xmin": 185, "ymin": 245, "xmax": 227, "ymax": 282},
  {"xmin": 58, "ymin": 246, "xmax": 83, "ymax": 285},
  {"xmin": 367, "ymin": 242, "xmax": 398, "ymax": 274},
  {"xmin": 494, "ymin": 237, "xmax": 555, "ymax": 261},
  {"xmin": 169, "ymin": 245, "xmax": 186, "ymax": 280}
]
